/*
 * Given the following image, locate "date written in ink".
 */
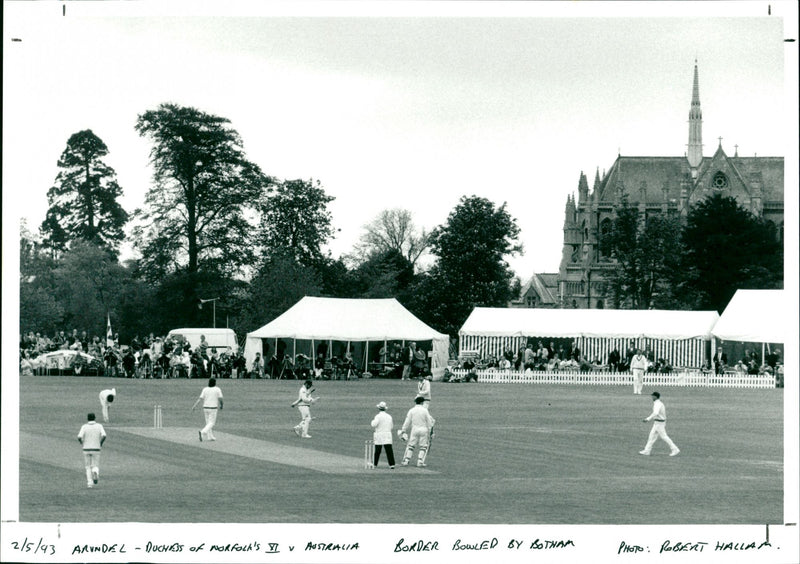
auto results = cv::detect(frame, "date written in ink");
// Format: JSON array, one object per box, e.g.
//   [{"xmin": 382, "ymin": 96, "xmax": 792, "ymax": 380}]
[{"xmin": 9, "ymin": 537, "xmax": 56, "ymax": 556}]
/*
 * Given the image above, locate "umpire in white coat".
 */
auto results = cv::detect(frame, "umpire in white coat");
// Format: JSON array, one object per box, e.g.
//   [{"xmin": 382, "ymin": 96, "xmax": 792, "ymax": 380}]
[{"xmin": 370, "ymin": 401, "xmax": 395, "ymax": 468}]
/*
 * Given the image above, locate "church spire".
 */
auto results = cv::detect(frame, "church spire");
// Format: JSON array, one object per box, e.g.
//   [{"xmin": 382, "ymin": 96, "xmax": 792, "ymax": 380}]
[{"xmin": 687, "ymin": 60, "xmax": 703, "ymax": 169}]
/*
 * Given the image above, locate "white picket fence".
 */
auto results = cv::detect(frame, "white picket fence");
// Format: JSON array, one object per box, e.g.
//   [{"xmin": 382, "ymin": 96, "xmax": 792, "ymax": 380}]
[{"xmin": 449, "ymin": 369, "xmax": 776, "ymax": 389}]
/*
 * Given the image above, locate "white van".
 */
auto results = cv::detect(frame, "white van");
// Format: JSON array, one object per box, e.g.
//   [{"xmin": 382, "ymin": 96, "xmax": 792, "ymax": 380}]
[{"xmin": 166, "ymin": 328, "xmax": 239, "ymax": 355}]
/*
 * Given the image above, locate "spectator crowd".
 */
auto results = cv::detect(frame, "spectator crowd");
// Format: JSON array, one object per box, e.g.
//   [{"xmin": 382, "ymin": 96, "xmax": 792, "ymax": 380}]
[{"xmin": 20, "ymin": 329, "xmax": 246, "ymax": 379}]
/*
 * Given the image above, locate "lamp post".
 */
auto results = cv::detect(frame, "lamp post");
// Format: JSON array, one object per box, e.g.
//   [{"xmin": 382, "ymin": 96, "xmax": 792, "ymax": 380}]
[{"xmin": 198, "ymin": 298, "xmax": 219, "ymax": 328}]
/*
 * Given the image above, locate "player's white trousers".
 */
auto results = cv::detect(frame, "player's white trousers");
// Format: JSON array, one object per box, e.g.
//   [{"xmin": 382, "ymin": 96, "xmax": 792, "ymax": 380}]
[
  {"xmin": 642, "ymin": 422, "xmax": 678, "ymax": 453},
  {"xmin": 201, "ymin": 407, "xmax": 218, "ymax": 439},
  {"xmin": 83, "ymin": 451, "xmax": 100, "ymax": 484},
  {"xmin": 632, "ymin": 370, "xmax": 644, "ymax": 394},
  {"xmin": 402, "ymin": 427, "xmax": 430, "ymax": 465},
  {"xmin": 297, "ymin": 405, "xmax": 311, "ymax": 436},
  {"xmin": 100, "ymin": 401, "xmax": 110, "ymax": 422}
]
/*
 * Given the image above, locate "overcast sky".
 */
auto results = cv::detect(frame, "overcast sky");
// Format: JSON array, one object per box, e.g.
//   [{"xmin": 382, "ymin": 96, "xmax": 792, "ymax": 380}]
[{"xmin": 3, "ymin": 1, "xmax": 796, "ymax": 279}]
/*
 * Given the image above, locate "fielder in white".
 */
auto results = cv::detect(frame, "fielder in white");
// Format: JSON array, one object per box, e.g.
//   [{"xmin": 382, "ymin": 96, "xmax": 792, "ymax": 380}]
[
  {"xmin": 416, "ymin": 374, "xmax": 432, "ymax": 409},
  {"xmin": 399, "ymin": 396, "xmax": 436, "ymax": 467},
  {"xmin": 630, "ymin": 349, "xmax": 648, "ymax": 395},
  {"xmin": 291, "ymin": 379, "xmax": 317, "ymax": 438},
  {"xmin": 99, "ymin": 388, "xmax": 116, "ymax": 422},
  {"xmin": 192, "ymin": 377, "xmax": 223, "ymax": 441},
  {"xmin": 78, "ymin": 413, "xmax": 106, "ymax": 488},
  {"xmin": 640, "ymin": 391, "xmax": 680, "ymax": 456}
]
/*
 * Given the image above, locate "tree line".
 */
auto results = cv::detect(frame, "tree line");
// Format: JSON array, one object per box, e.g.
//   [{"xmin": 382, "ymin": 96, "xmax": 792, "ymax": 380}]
[{"xmin": 20, "ymin": 103, "xmax": 782, "ymax": 344}]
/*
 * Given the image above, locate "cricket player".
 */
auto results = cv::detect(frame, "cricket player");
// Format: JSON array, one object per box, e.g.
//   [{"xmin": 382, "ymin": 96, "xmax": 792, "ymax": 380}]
[
  {"xmin": 291, "ymin": 379, "xmax": 317, "ymax": 438},
  {"xmin": 399, "ymin": 396, "xmax": 436, "ymax": 467},
  {"xmin": 99, "ymin": 388, "xmax": 116, "ymax": 422},
  {"xmin": 192, "ymin": 377, "xmax": 223, "ymax": 441},
  {"xmin": 640, "ymin": 391, "xmax": 680, "ymax": 456},
  {"xmin": 630, "ymin": 349, "xmax": 648, "ymax": 395},
  {"xmin": 78, "ymin": 413, "xmax": 106, "ymax": 488},
  {"xmin": 416, "ymin": 373, "xmax": 432, "ymax": 408}
]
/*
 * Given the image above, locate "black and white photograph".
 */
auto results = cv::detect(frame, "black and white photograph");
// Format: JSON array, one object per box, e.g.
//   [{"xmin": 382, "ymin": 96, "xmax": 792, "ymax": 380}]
[{"xmin": 2, "ymin": 1, "xmax": 798, "ymax": 563}]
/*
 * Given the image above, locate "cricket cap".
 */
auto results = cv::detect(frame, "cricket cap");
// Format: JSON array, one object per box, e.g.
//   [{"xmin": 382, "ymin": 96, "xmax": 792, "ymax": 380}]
[{"xmin": 651, "ymin": 391, "xmax": 660, "ymax": 399}]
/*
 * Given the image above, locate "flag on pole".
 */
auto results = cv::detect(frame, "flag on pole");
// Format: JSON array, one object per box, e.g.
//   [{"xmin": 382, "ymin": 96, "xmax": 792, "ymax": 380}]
[{"xmin": 106, "ymin": 314, "xmax": 114, "ymax": 347}]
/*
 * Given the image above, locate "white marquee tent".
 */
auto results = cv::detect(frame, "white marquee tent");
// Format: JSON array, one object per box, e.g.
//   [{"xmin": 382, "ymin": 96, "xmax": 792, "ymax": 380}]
[
  {"xmin": 243, "ymin": 297, "xmax": 450, "ymax": 377},
  {"xmin": 712, "ymin": 289, "xmax": 786, "ymax": 344},
  {"xmin": 459, "ymin": 307, "xmax": 720, "ymax": 368}
]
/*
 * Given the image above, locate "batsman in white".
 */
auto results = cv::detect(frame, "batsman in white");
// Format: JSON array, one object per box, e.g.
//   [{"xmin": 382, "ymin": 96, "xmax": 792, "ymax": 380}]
[
  {"xmin": 639, "ymin": 391, "xmax": 680, "ymax": 456},
  {"xmin": 192, "ymin": 377, "xmax": 223, "ymax": 441},
  {"xmin": 291, "ymin": 379, "xmax": 318, "ymax": 438},
  {"xmin": 99, "ymin": 388, "xmax": 116, "ymax": 423},
  {"xmin": 77, "ymin": 412, "xmax": 106, "ymax": 488},
  {"xmin": 399, "ymin": 396, "xmax": 436, "ymax": 467}
]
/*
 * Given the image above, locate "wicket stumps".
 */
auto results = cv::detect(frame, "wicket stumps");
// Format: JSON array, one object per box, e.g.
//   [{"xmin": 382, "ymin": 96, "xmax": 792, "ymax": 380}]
[
  {"xmin": 153, "ymin": 405, "xmax": 163, "ymax": 429},
  {"xmin": 364, "ymin": 440, "xmax": 375, "ymax": 469}
]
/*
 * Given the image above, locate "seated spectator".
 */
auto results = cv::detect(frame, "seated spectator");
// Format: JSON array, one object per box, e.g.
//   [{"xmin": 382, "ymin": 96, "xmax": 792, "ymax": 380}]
[
  {"xmin": 138, "ymin": 350, "xmax": 152, "ymax": 378},
  {"xmin": 590, "ymin": 358, "xmax": 605, "ymax": 371},
  {"xmin": 232, "ymin": 352, "xmax": 246, "ymax": 379},
  {"xmin": 656, "ymin": 358, "xmax": 672, "ymax": 373},
  {"xmin": 251, "ymin": 352, "xmax": 264, "ymax": 379},
  {"xmin": 734, "ymin": 360, "xmax": 747, "ymax": 375},
  {"xmin": 559, "ymin": 358, "xmax": 579, "ymax": 371}
]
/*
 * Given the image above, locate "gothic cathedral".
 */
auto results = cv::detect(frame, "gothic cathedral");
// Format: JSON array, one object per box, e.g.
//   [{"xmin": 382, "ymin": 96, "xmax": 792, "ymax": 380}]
[{"xmin": 556, "ymin": 62, "xmax": 784, "ymax": 309}]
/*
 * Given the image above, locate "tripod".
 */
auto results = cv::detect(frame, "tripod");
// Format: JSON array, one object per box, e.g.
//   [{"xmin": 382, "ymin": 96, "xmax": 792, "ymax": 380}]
[{"xmin": 277, "ymin": 357, "xmax": 294, "ymax": 379}]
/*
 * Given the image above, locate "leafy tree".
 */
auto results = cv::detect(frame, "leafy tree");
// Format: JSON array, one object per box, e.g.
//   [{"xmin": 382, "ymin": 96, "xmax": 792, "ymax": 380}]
[
  {"xmin": 679, "ymin": 193, "xmax": 782, "ymax": 312},
  {"xmin": 355, "ymin": 208, "xmax": 430, "ymax": 267},
  {"xmin": 413, "ymin": 196, "xmax": 521, "ymax": 336},
  {"xmin": 605, "ymin": 201, "xmax": 683, "ymax": 309},
  {"xmin": 40, "ymin": 130, "xmax": 128, "ymax": 254},
  {"xmin": 20, "ymin": 220, "xmax": 64, "ymax": 334},
  {"xmin": 134, "ymin": 103, "xmax": 271, "ymax": 280},
  {"xmin": 316, "ymin": 257, "xmax": 360, "ymax": 298},
  {"xmin": 239, "ymin": 253, "xmax": 322, "ymax": 332},
  {"xmin": 256, "ymin": 178, "xmax": 334, "ymax": 268},
  {"xmin": 350, "ymin": 248, "xmax": 416, "ymax": 299},
  {"xmin": 147, "ymin": 270, "xmax": 245, "ymax": 335},
  {"xmin": 51, "ymin": 240, "xmax": 129, "ymax": 334}
]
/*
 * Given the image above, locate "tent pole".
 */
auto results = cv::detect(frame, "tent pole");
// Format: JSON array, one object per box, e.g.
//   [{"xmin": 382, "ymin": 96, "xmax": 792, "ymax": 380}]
[
  {"xmin": 365, "ymin": 342, "xmax": 369, "ymax": 376},
  {"xmin": 312, "ymin": 339, "xmax": 315, "ymax": 371}
]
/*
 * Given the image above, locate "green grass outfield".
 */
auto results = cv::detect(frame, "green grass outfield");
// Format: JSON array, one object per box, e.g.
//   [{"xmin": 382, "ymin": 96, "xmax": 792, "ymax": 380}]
[{"xmin": 18, "ymin": 376, "xmax": 782, "ymax": 524}]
